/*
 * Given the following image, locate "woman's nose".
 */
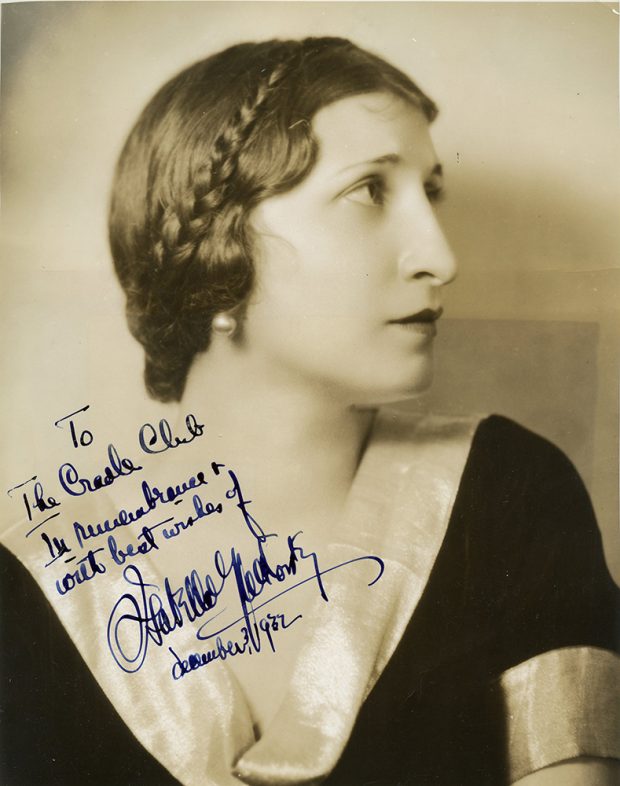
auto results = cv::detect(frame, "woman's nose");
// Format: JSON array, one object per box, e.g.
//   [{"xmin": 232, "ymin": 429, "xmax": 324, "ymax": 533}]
[{"xmin": 397, "ymin": 206, "xmax": 458, "ymax": 285}]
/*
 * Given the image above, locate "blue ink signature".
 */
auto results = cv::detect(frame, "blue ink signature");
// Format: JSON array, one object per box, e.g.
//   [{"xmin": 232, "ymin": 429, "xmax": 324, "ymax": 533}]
[{"xmin": 107, "ymin": 535, "xmax": 384, "ymax": 674}]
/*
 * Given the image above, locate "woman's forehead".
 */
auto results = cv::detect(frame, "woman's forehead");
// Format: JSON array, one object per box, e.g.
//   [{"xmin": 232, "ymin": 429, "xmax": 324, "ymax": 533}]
[{"xmin": 310, "ymin": 92, "xmax": 437, "ymax": 178}]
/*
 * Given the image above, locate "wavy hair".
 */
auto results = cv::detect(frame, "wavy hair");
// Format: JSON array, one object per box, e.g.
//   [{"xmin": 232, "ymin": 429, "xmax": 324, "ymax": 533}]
[{"xmin": 109, "ymin": 37, "xmax": 437, "ymax": 401}]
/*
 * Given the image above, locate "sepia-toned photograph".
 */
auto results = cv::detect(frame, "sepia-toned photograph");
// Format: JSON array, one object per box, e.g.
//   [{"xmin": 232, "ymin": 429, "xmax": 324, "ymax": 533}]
[{"xmin": 1, "ymin": 2, "xmax": 619, "ymax": 784}]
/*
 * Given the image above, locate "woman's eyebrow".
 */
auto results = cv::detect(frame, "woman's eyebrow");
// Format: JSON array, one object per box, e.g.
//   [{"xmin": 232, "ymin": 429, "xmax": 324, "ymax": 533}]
[
  {"xmin": 332, "ymin": 156, "xmax": 444, "ymax": 179},
  {"xmin": 333, "ymin": 153, "xmax": 402, "ymax": 176}
]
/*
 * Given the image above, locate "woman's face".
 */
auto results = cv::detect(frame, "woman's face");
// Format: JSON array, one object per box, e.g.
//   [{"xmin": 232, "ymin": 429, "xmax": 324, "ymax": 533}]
[{"xmin": 244, "ymin": 92, "xmax": 457, "ymax": 405}]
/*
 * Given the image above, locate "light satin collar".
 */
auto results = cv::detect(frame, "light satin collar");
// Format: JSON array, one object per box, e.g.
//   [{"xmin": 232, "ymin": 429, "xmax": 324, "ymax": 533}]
[{"xmin": 1, "ymin": 411, "xmax": 481, "ymax": 785}]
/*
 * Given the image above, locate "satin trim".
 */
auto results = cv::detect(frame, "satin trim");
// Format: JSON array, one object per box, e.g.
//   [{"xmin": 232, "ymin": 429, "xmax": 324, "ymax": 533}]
[
  {"xmin": 1, "ymin": 410, "xmax": 481, "ymax": 785},
  {"xmin": 235, "ymin": 412, "xmax": 480, "ymax": 784},
  {"xmin": 499, "ymin": 646, "xmax": 620, "ymax": 783}
]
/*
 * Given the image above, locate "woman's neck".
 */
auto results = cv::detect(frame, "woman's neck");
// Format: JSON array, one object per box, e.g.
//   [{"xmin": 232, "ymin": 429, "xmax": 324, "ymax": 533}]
[{"xmin": 180, "ymin": 342, "xmax": 376, "ymax": 534}]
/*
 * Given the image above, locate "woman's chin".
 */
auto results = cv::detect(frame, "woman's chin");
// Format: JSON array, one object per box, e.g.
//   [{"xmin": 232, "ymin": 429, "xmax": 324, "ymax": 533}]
[{"xmin": 352, "ymin": 367, "xmax": 435, "ymax": 408}]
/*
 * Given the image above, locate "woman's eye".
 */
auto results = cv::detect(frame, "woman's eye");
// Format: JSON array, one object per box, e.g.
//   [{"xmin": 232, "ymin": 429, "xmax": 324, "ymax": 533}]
[
  {"xmin": 425, "ymin": 182, "xmax": 445, "ymax": 204},
  {"xmin": 344, "ymin": 177, "xmax": 386, "ymax": 207}
]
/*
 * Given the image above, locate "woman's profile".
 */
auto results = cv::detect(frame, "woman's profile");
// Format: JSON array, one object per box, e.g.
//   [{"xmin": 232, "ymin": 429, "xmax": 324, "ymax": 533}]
[{"xmin": 2, "ymin": 35, "xmax": 619, "ymax": 786}]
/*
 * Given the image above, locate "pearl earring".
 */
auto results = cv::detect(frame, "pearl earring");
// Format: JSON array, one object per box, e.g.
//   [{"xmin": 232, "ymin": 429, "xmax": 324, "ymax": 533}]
[{"xmin": 211, "ymin": 312, "xmax": 237, "ymax": 337}]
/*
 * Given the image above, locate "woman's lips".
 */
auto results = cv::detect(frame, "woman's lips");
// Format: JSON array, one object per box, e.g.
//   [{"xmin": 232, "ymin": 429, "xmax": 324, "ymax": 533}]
[
  {"xmin": 390, "ymin": 307, "xmax": 443, "ymax": 324},
  {"xmin": 388, "ymin": 307, "xmax": 443, "ymax": 337}
]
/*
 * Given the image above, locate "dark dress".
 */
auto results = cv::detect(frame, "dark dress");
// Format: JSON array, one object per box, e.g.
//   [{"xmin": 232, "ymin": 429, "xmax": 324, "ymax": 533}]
[{"xmin": 1, "ymin": 416, "xmax": 618, "ymax": 785}]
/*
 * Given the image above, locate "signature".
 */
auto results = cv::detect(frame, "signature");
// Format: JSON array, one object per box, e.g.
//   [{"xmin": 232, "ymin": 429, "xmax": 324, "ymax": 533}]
[{"xmin": 107, "ymin": 534, "xmax": 384, "ymax": 675}]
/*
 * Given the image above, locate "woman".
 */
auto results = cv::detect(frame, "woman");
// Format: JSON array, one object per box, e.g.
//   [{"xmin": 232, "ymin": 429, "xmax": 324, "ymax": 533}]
[{"xmin": 2, "ymin": 37, "xmax": 618, "ymax": 785}]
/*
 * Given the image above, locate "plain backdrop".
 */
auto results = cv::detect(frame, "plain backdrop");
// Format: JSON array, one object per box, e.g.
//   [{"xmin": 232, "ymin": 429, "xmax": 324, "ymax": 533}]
[{"xmin": 1, "ymin": 1, "xmax": 619, "ymax": 578}]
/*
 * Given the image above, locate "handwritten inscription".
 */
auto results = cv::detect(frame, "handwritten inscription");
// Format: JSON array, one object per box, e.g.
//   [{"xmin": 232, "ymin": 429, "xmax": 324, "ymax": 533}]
[
  {"xmin": 59, "ymin": 443, "xmax": 143, "ymax": 497},
  {"xmin": 6, "ymin": 407, "xmax": 209, "ymax": 585},
  {"xmin": 6, "ymin": 404, "xmax": 385, "ymax": 683},
  {"xmin": 138, "ymin": 414, "xmax": 205, "ymax": 455},
  {"xmin": 169, "ymin": 611, "xmax": 302, "ymax": 680}
]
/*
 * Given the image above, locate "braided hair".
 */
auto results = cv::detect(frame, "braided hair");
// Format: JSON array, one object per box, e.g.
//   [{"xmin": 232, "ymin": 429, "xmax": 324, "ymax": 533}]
[{"xmin": 109, "ymin": 38, "xmax": 437, "ymax": 401}]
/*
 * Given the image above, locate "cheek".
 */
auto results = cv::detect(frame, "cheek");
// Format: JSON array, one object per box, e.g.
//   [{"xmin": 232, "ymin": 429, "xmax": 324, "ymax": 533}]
[
  {"xmin": 253, "ymin": 243, "xmax": 380, "ymax": 323},
  {"xmin": 244, "ymin": 285, "xmax": 435, "ymax": 400}
]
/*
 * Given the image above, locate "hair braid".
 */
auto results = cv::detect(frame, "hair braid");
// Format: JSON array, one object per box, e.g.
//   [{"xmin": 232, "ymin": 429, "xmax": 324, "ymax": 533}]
[
  {"xmin": 189, "ymin": 56, "xmax": 294, "ymax": 219},
  {"xmin": 155, "ymin": 52, "xmax": 296, "ymax": 264},
  {"xmin": 140, "ymin": 52, "xmax": 299, "ymax": 399}
]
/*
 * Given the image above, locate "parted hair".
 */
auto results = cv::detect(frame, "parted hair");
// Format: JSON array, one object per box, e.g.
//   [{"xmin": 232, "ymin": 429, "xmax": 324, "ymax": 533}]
[{"xmin": 109, "ymin": 37, "xmax": 437, "ymax": 401}]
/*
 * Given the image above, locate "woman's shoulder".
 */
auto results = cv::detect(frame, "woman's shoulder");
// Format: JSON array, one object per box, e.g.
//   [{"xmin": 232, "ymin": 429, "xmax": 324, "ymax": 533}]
[
  {"xmin": 473, "ymin": 414, "xmax": 591, "ymax": 508},
  {"xmin": 463, "ymin": 413, "xmax": 595, "ymax": 526},
  {"xmin": 432, "ymin": 412, "xmax": 599, "ymax": 547},
  {"xmin": 379, "ymin": 408, "xmax": 582, "ymax": 491},
  {"xmin": 395, "ymin": 411, "xmax": 618, "ymax": 662},
  {"xmin": 443, "ymin": 413, "xmax": 618, "ymax": 655},
  {"xmin": 380, "ymin": 408, "xmax": 604, "ymax": 567},
  {"xmin": 471, "ymin": 413, "xmax": 579, "ymax": 474}
]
